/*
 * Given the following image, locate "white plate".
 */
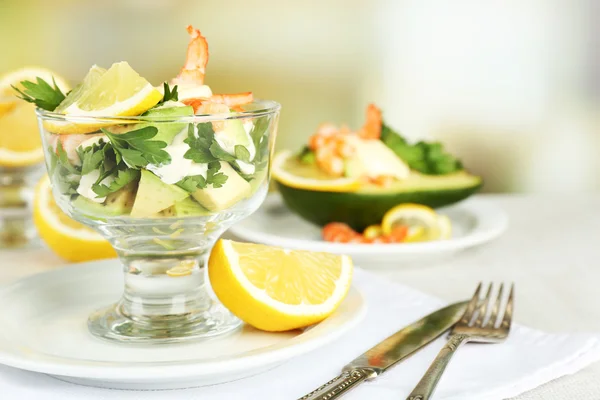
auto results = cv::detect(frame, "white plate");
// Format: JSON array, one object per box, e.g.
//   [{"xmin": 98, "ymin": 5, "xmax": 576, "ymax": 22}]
[
  {"xmin": 0, "ymin": 260, "xmax": 366, "ymax": 390},
  {"xmin": 229, "ymin": 195, "xmax": 508, "ymax": 267}
]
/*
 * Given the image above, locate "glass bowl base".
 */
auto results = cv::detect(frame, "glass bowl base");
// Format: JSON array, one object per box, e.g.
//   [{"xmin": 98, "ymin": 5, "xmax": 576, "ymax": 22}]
[{"xmin": 88, "ymin": 300, "xmax": 243, "ymax": 344}]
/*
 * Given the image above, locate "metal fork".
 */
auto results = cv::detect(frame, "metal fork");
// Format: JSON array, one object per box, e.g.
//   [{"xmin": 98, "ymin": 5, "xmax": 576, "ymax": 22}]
[{"xmin": 405, "ymin": 282, "xmax": 514, "ymax": 400}]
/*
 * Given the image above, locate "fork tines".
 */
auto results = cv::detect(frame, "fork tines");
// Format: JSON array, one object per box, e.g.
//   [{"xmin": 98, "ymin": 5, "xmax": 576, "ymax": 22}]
[{"xmin": 461, "ymin": 282, "xmax": 514, "ymax": 330}]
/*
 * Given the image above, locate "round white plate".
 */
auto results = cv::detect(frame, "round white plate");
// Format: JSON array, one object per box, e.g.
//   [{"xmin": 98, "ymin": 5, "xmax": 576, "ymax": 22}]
[
  {"xmin": 0, "ymin": 260, "xmax": 366, "ymax": 390},
  {"xmin": 229, "ymin": 195, "xmax": 508, "ymax": 267}
]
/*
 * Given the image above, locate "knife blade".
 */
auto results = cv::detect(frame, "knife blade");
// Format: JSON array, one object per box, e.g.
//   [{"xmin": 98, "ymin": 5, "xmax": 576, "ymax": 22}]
[{"xmin": 298, "ymin": 301, "xmax": 468, "ymax": 400}]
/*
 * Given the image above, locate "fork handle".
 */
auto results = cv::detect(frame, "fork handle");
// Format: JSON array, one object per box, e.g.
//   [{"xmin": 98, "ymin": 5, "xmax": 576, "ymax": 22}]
[{"xmin": 405, "ymin": 334, "xmax": 470, "ymax": 400}]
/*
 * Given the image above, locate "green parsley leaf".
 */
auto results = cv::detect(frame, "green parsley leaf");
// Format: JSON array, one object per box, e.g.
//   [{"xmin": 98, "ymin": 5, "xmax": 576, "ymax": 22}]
[
  {"xmin": 50, "ymin": 142, "xmax": 81, "ymax": 195},
  {"xmin": 184, "ymin": 123, "xmax": 216, "ymax": 163},
  {"xmin": 380, "ymin": 123, "xmax": 463, "ymax": 175},
  {"xmin": 234, "ymin": 145, "xmax": 251, "ymax": 162},
  {"xmin": 157, "ymin": 82, "xmax": 178, "ymax": 105},
  {"xmin": 297, "ymin": 146, "xmax": 316, "ymax": 165},
  {"xmin": 47, "ymin": 146, "xmax": 58, "ymax": 175},
  {"xmin": 80, "ymin": 141, "xmax": 108, "ymax": 175},
  {"xmin": 56, "ymin": 141, "xmax": 79, "ymax": 174},
  {"xmin": 103, "ymin": 126, "xmax": 170, "ymax": 169},
  {"xmin": 92, "ymin": 168, "xmax": 141, "ymax": 197},
  {"xmin": 12, "ymin": 77, "xmax": 66, "ymax": 111},
  {"xmin": 209, "ymin": 141, "xmax": 235, "ymax": 162},
  {"xmin": 207, "ymin": 168, "xmax": 228, "ymax": 188},
  {"xmin": 176, "ymin": 175, "xmax": 207, "ymax": 192}
]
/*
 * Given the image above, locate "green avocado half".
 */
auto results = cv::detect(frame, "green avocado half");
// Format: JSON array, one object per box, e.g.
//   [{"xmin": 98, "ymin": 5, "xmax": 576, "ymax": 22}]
[{"xmin": 276, "ymin": 171, "xmax": 482, "ymax": 231}]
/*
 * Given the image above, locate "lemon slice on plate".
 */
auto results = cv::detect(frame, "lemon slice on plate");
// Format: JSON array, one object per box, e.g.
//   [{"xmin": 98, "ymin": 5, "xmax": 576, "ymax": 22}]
[
  {"xmin": 381, "ymin": 203, "xmax": 453, "ymax": 242},
  {"xmin": 45, "ymin": 62, "xmax": 162, "ymax": 134},
  {"xmin": 0, "ymin": 67, "xmax": 70, "ymax": 167},
  {"xmin": 272, "ymin": 150, "xmax": 361, "ymax": 192},
  {"xmin": 208, "ymin": 239, "xmax": 353, "ymax": 331},
  {"xmin": 34, "ymin": 175, "xmax": 116, "ymax": 262}
]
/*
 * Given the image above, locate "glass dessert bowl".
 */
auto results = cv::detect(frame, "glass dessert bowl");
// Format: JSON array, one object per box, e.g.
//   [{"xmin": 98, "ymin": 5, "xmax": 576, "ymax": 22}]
[{"xmin": 25, "ymin": 26, "xmax": 281, "ymax": 343}]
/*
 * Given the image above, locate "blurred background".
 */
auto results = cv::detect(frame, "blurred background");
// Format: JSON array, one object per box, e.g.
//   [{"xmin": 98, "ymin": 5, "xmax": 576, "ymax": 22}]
[{"xmin": 0, "ymin": 0, "xmax": 598, "ymax": 193}]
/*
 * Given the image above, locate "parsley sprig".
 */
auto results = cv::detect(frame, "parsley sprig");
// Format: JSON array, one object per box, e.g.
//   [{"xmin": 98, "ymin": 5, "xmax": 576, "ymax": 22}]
[
  {"xmin": 103, "ymin": 126, "xmax": 171, "ymax": 168},
  {"xmin": 156, "ymin": 82, "xmax": 179, "ymax": 106},
  {"xmin": 13, "ymin": 77, "xmax": 67, "ymax": 111},
  {"xmin": 47, "ymin": 141, "xmax": 81, "ymax": 195}
]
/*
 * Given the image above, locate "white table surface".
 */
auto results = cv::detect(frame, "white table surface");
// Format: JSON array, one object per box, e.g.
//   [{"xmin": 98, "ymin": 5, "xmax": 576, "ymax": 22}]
[{"xmin": 1, "ymin": 193, "xmax": 600, "ymax": 399}]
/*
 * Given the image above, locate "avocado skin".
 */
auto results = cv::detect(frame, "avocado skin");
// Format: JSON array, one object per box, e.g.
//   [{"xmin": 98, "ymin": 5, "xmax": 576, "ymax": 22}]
[{"xmin": 276, "ymin": 177, "xmax": 482, "ymax": 231}]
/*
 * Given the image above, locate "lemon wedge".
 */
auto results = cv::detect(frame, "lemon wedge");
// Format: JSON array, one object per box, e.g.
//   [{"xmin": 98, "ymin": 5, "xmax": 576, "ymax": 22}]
[
  {"xmin": 34, "ymin": 175, "xmax": 116, "ymax": 262},
  {"xmin": 0, "ymin": 67, "xmax": 70, "ymax": 167},
  {"xmin": 208, "ymin": 239, "xmax": 353, "ymax": 331},
  {"xmin": 45, "ymin": 62, "xmax": 162, "ymax": 134},
  {"xmin": 272, "ymin": 150, "xmax": 361, "ymax": 192}
]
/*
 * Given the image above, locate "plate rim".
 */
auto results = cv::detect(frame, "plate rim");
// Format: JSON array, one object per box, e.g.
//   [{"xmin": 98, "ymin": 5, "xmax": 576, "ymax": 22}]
[
  {"xmin": 0, "ymin": 261, "xmax": 366, "ymax": 381},
  {"xmin": 229, "ymin": 194, "xmax": 508, "ymax": 254}
]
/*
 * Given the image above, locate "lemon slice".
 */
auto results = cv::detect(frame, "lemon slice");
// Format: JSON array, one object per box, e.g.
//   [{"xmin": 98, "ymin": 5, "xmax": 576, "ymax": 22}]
[
  {"xmin": 34, "ymin": 175, "xmax": 116, "ymax": 262},
  {"xmin": 45, "ymin": 62, "xmax": 162, "ymax": 134},
  {"xmin": 0, "ymin": 67, "xmax": 70, "ymax": 167},
  {"xmin": 381, "ymin": 203, "xmax": 440, "ymax": 237},
  {"xmin": 208, "ymin": 239, "xmax": 353, "ymax": 331},
  {"xmin": 272, "ymin": 150, "xmax": 361, "ymax": 192},
  {"xmin": 404, "ymin": 225, "xmax": 427, "ymax": 243}
]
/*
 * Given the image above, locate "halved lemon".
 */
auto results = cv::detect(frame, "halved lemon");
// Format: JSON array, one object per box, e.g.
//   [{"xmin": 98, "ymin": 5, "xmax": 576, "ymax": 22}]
[
  {"xmin": 381, "ymin": 203, "xmax": 453, "ymax": 242},
  {"xmin": 272, "ymin": 150, "xmax": 361, "ymax": 192},
  {"xmin": 34, "ymin": 175, "xmax": 116, "ymax": 262},
  {"xmin": 381, "ymin": 204, "xmax": 439, "ymax": 234},
  {"xmin": 45, "ymin": 62, "xmax": 162, "ymax": 134},
  {"xmin": 208, "ymin": 239, "xmax": 353, "ymax": 331},
  {"xmin": 0, "ymin": 66, "xmax": 70, "ymax": 97},
  {"xmin": 0, "ymin": 67, "xmax": 70, "ymax": 167}
]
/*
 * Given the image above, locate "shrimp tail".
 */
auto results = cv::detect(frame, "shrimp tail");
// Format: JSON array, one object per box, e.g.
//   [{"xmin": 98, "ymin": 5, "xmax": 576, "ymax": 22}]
[
  {"xmin": 358, "ymin": 103, "xmax": 382, "ymax": 139},
  {"xmin": 172, "ymin": 25, "xmax": 209, "ymax": 86}
]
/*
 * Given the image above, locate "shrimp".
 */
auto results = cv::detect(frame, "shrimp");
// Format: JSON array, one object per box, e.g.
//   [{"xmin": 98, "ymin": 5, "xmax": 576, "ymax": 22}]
[
  {"xmin": 322, "ymin": 223, "xmax": 360, "ymax": 243},
  {"xmin": 210, "ymin": 92, "xmax": 254, "ymax": 107},
  {"xmin": 182, "ymin": 92, "xmax": 254, "ymax": 115},
  {"xmin": 370, "ymin": 175, "xmax": 395, "ymax": 187},
  {"xmin": 316, "ymin": 147, "xmax": 345, "ymax": 177},
  {"xmin": 193, "ymin": 101, "xmax": 230, "ymax": 131},
  {"xmin": 172, "ymin": 25, "xmax": 209, "ymax": 87},
  {"xmin": 358, "ymin": 103, "xmax": 382, "ymax": 139}
]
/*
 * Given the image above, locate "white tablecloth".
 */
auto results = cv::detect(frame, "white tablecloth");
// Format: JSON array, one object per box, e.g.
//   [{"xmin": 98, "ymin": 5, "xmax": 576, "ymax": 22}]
[{"xmin": 2, "ymin": 194, "xmax": 600, "ymax": 399}]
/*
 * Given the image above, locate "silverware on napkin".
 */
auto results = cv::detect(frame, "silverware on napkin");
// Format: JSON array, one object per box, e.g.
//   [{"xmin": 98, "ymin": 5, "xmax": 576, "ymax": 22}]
[
  {"xmin": 406, "ymin": 282, "xmax": 514, "ymax": 400},
  {"xmin": 298, "ymin": 301, "xmax": 468, "ymax": 400}
]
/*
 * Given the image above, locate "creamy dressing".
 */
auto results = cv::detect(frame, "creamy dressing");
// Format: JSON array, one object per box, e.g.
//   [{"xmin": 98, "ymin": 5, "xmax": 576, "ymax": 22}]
[
  {"xmin": 77, "ymin": 169, "xmax": 115, "ymax": 203},
  {"xmin": 243, "ymin": 120, "xmax": 254, "ymax": 135},
  {"xmin": 236, "ymin": 160, "xmax": 255, "ymax": 175},
  {"xmin": 214, "ymin": 128, "xmax": 256, "ymax": 161},
  {"xmin": 146, "ymin": 126, "xmax": 208, "ymax": 184}
]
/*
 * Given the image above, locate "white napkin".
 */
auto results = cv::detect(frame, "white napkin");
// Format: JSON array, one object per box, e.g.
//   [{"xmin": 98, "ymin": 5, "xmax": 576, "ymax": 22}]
[{"xmin": 1, "ymin": 268, "xmax": 600, "ymax": 400}]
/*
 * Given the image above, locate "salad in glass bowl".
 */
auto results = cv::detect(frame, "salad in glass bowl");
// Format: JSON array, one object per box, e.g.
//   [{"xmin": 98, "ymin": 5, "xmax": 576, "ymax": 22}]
[{"xmin": 17, "ymin": 25, "xmax": 280, "ymax": 343}]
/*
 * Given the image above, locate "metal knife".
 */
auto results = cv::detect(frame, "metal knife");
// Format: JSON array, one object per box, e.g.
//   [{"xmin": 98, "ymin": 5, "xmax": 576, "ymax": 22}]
[{"xmin": 298, "ymin": 301, "xmax": 468, "ymax": 400}]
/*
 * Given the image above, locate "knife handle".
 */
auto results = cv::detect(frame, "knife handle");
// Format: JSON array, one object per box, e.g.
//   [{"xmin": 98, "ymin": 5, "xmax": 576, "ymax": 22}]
[{"xmin": 298, "ymin": 368, "xmax": 377, "ymax": 400}]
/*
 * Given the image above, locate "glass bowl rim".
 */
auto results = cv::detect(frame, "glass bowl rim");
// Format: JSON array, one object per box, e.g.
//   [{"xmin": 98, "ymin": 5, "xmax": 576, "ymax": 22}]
[{"xmin": 35, "ymin": 99, "xmax": 281, "ymax": 123}]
